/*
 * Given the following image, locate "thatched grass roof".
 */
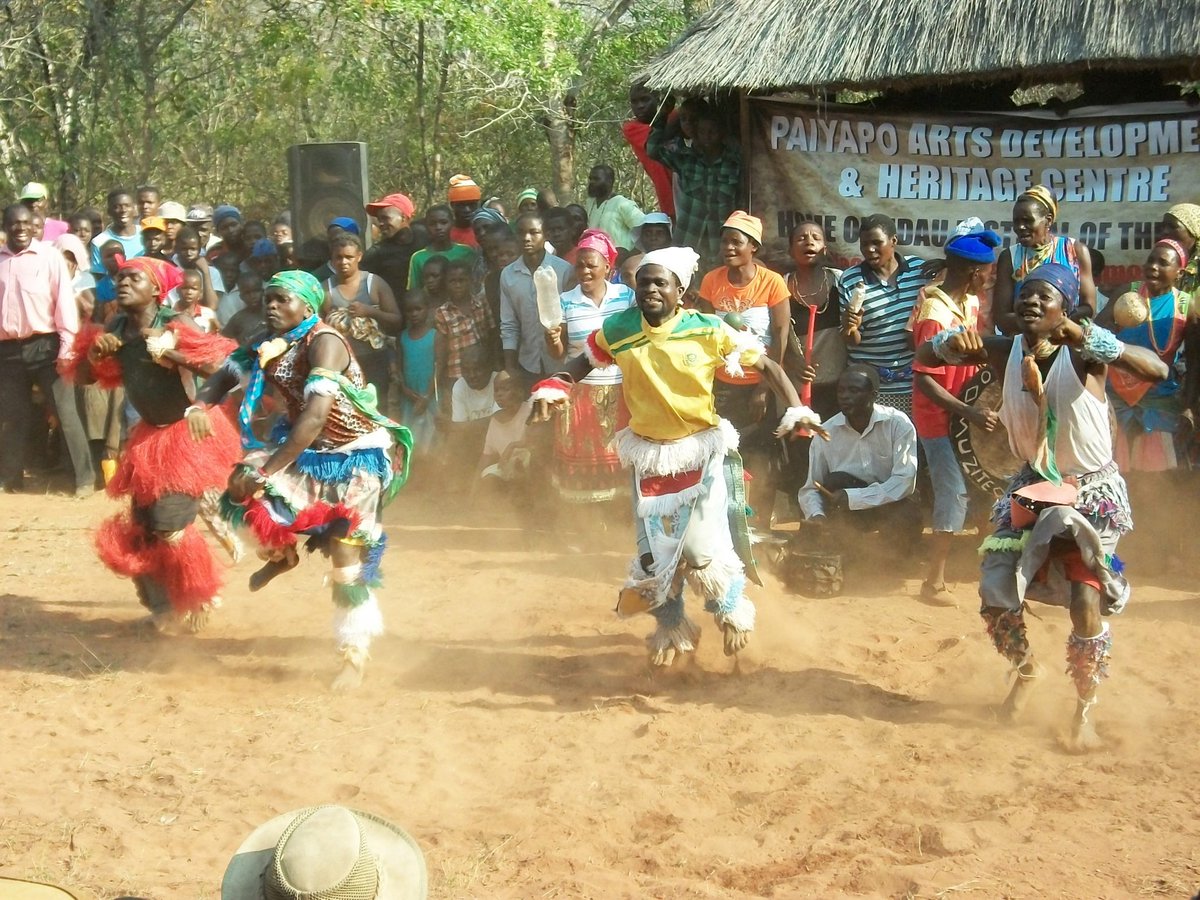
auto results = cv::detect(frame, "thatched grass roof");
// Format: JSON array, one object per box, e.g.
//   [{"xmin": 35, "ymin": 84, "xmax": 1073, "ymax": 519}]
[{"xmin": 638, "ymin": 0, "xmax": 1200, "ymax": 94}]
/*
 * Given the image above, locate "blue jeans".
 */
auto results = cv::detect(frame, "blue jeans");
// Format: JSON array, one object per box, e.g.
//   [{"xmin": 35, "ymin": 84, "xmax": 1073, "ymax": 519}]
[{"xmin": 920, "ymin": 435, "xmax": 968, "ymax": 533}]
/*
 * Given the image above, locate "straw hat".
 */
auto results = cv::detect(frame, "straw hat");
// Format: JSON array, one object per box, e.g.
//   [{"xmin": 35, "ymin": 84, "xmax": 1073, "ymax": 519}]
[
  {"xmin": 0, "ymin": 877, "xmax": 81, "ymax": 899},
  {"xmin": 221, "ymin": 805, "xmax": 427, "ymax": 900}
]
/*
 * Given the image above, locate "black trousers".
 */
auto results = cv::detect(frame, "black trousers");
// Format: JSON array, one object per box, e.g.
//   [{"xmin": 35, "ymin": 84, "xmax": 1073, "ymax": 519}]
[{"xmin": 0, "ymin": 334, "xmax": 94, "ymax": 490}]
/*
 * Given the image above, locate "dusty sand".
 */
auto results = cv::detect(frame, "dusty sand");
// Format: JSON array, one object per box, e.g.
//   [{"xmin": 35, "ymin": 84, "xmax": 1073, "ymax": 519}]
[{"xmin": 1, "ymin": 483, "xmax": 1198, "ymax": 899}]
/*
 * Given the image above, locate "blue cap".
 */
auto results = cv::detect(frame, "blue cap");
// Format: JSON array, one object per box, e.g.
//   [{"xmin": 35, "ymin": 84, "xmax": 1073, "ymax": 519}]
[
  {"xmin": 250, "ymin": 238, "xmax": 278, "ymax": 258},
  {"xmin": 213, "ymin": 204, "xmax": 242, "ymax": 226},
  {"xmin": 945, "ymin": 229, "xmax": 1002, "ymax": 264},
  {"xmin": 328, "ymin": 216, "xmax": 360, "ymax": 236}
]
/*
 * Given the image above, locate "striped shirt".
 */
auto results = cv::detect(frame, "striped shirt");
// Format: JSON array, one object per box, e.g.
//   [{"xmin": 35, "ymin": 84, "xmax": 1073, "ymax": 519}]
[
  {"xmin": 560, "ymin": 282, "xmax": 635, "ymax": 385},
  {"xmin": 837, "ymin": 255, "xmax": 928, "ymax": 396}
]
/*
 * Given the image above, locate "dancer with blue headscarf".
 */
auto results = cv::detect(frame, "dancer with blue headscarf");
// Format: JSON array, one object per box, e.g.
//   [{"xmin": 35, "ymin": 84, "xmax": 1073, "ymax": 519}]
[
  {"xmin": 189, "ymin": 270, "xmax": 412, "ymax": 690},
  {"xmin": 916, "ymin": 262, "xmax": 1168, "ymax": 751}
]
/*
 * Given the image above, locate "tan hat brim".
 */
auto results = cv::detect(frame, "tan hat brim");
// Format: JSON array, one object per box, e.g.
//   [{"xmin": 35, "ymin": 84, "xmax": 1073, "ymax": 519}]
[
  {"xmin": 0, "ymin": 877, "xmax": 81, "ymax": 899},
  {"xmin": 220, "ymin": 807, "xmax": 427, "ymax": 900}
]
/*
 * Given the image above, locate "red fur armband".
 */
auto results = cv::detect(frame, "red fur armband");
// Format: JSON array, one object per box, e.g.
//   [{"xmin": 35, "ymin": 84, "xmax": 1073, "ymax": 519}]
[
  {"xmin": 585, "ymin": 330, "xmax": 614, "ymax": 368},
  {"xmin": 167, "ymin": 319, "xmax": 237, "ymax": 369},
  {"xmin": 63, "ymin": 324, "xmax": 123, "ymax": 388},
  {"xmin": 530, "ymin": 376, "xmax": 573, "ymax": 404}
]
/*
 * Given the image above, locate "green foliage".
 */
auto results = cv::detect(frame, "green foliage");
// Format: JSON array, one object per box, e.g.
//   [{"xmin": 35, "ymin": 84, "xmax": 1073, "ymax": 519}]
[{"xmin": 0, "ymin": 0, "xmax": 688, "ymax": 217}]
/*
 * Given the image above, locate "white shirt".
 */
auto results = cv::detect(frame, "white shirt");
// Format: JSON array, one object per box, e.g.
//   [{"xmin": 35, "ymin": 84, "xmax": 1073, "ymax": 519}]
[
  {"xmin": 483, "ymin": 400, "xmax": 532, "ymax": 457},
  {"xmin": 451, "ymin": 372, "xmax": 499, "ymax": 422},
  {"xmin": 799, "ymin": 404, "xmax": 917, "ymax": 518}
]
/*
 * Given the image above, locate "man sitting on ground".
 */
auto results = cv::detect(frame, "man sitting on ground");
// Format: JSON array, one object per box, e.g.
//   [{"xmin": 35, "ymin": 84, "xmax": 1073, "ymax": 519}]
[{"xmin": 799, "ymin": 365, "xmax": 920, "ymax": 557}]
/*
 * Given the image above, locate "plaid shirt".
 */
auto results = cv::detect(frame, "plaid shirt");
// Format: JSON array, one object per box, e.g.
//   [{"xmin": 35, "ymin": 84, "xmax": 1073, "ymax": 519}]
[
  {"xmin": 435, "ymin": 293, "xmax": 494, "ymax": 378},
  {"xmin": 646, "ymin": 125, "xmax": 742, "ymax": 266}
]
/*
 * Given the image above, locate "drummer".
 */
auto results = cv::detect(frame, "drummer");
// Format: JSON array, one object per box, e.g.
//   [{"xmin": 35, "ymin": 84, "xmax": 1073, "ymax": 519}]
[
  {"xmin": 911, "ymin": 229, "xmax": 1003, "ymax": 606},
  {"xmin": 915, "ymin": 262, "xmax": 1167, "ymax": 751}
]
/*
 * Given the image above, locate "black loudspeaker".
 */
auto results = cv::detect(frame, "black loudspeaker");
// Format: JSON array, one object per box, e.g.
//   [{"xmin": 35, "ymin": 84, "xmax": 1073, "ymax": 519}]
[{"xmin": 287, "ymin": 141, "xmax": 370, "ymax": 264}]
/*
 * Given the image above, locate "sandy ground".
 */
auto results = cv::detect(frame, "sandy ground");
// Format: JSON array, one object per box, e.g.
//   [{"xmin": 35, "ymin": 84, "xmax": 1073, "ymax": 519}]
[{"xmin": 1, "ymin": 481, "xmax": 1199, "ymax": 899}]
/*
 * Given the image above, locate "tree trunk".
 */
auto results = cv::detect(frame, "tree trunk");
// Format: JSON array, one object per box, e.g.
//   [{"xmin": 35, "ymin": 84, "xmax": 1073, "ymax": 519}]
[{"xmin": 545, "ymin": 96, "xmax": 575, "ymax": 202}]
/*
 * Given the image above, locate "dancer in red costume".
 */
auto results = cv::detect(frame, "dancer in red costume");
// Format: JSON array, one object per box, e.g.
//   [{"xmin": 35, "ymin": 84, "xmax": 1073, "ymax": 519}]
[{"xmin": 67, "ymin": 256, "xmax": 241, "ymax": 632}]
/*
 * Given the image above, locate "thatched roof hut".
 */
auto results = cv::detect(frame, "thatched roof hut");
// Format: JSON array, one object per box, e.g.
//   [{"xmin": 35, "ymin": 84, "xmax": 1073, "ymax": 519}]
[{"xmin": 638, "ymin": 0, "xmax": 1200, "ymax": 95}]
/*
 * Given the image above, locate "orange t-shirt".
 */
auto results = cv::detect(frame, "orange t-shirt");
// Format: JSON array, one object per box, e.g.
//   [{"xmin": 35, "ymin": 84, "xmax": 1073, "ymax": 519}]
[{"xmin": 699, "ymin": 265, "xmax": 789, "ymax": 384}]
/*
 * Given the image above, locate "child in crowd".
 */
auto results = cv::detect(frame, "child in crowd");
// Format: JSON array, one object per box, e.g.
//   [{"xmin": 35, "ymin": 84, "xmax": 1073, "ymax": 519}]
[
  {"xmin": 93, "ymin": 240, "xmax": 124, "ymax": 322},
  {"xmin": 175, "ymin": 269, "xmax": 220, "ymax": 332},
  {"xmin": 221, "ymin": 272, "xmax": 267, "ymax": 346},
  {"xmin": 442, "ymin": 344, "xmax": 499, "ymax": 491},
  {"xmin": 174, "ymin": 225, "xmax": 223, "ymax": 307},
  {"xmin": 435, "ymin": 258, "xmax": 495, "ymax": 401},
  {"xmin": 140, "ymin": 217, "xmax": 170, "ymax": 260},
  {"xmin": 396, "ymin": 293, "xmax": 437, "ymax": 454},
  {"xmin": 475, "ymin": 370, "xmax": 533, "ymax": 488},
  {"xmin": 69, "ymin": 212, "xmax": 94, "ymax": 246},
  {"xmin": 408, "ymin": 204, "xmax": 476, "ymax": 291},
  {"xmin": 420, "ymin": 255, "xmax": 449, "ymax": 312}
]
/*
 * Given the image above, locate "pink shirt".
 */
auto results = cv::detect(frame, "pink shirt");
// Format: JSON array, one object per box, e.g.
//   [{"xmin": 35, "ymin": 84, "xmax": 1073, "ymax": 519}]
[
  {"xmin": 42, "ymin": 218, "xmax": 70, "ymax": 242},
  {"xmin": 0, "ymin": 239, "xmax": 80, "ymax": 361}
]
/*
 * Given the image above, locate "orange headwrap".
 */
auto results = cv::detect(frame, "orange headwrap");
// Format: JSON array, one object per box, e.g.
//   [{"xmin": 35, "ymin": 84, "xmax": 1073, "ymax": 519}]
[
  {"xmin": 115, "ymin": 254, "xmax": 185, "ymax": 304},
  {"xmin": 447, "ymin": 174, "xmax": 482, "ymax": 202},
  {"xmin": 723, "ymin": 210, "xmax": 763, "ymax": 245}
]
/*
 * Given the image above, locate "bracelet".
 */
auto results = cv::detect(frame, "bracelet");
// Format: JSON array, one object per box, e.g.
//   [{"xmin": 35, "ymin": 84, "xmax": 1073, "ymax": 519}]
[
  {"xmin": 930, "ymin": 325, "xmax": 968, "ymax": 364},
  {"xmin": 1079, "ymin": 320, "xmax": 1124, "ymax": 365},
  {"xmin": 184, "ymin": 404, "xmax": 207, "ymax": 417}
]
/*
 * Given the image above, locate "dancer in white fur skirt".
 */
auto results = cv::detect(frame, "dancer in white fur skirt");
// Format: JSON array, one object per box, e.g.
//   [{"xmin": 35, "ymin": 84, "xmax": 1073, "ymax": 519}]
[{"xmin": 531, "ymin": 247, "xmax": 823, "ymax": 666}]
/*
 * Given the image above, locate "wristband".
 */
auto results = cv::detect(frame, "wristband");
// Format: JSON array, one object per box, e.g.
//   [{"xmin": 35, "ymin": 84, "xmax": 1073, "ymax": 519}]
[
  {"xmin": 775, "ymin": 405, "xmax": 822, "ymax": 438},
  {"xmin": 530, "ymin": 376, "xmax": 573, "ymax": 404},
  {"xmin": 1079, "ymin": 320, "xmax": 1124, "ymax": 364},
  {"xmin": 184, "ymin": 404, "xmax": 207, "ymax": 417}
]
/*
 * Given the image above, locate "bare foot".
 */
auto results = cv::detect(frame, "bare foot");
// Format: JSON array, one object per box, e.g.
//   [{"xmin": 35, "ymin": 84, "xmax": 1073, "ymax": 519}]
[
  {"xmin": 650, "ymin": 645, "xmax": 677, "ymax": 668},
  {"xmin": 722, "ymin": 623, "xmax": 750, "ymax": 657},
  {"xmin": 1064, "ymin": 699, "xmax": 1102, "ymax": 753},
  {"xmin": 180, "ymin": 607, "xmax": 213, "ymax": 633},
  {"xmin": 999, "ymin": 659, "xmax": 1043, "ymax": 722},
  {"xmin": 647, "ymin": 615, "xmax": 700, "ymax": 668},
  {"xmin": 330, "ymin": 646, "xmax": 368, "ymax": 691},
  {"xmin": 138, "ymin": 610, "xmax": 180, "ymax": 636},
  {"xmin": 249, "ymin": 546, "xmax": 299, "ymax": 592}
]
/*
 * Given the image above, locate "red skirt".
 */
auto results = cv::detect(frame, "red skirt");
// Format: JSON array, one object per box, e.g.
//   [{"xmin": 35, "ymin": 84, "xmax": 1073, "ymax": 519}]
[
  {"xmin": 553, "ymin": 381, "xmax": 629, "ymax": 502},
  {"xmin": 108, "ymin": 412, "xmax": 242, "ymax": 506}
]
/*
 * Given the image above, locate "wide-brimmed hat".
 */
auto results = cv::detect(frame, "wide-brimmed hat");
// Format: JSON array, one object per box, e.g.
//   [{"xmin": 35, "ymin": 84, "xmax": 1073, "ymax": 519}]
[
  {"xmin": 0, "ymin": 877, "xmax": 80, "ymax": 899},
  {"xmin": 221, "ymin": 805, "xmax": 427, "ymax": 900},
  {"xmin": 158, "ymin": 200, "xmax": 188, "ymax": 222}
]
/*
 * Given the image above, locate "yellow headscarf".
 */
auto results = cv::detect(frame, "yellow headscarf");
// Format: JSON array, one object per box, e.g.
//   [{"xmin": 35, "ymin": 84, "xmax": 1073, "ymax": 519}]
[
  {"xmin": 1018, "ymin": 185, "xmax": 1059, "ymax": 222},
  {"xmin": 1167, "ymin": 203, "xmax": 1200, "ymax": 241}
]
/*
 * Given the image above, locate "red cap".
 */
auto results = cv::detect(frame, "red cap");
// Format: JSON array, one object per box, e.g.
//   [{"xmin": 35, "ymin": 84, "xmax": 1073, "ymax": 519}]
[{"xmin": 365, "ymin": 192, "xmax": 415, "ymax": 219}]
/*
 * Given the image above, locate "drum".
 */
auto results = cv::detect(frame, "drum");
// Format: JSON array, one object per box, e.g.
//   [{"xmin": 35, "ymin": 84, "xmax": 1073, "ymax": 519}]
[
  {"xmin": 950, "ymin": 367, "xmax": 1021, "ymax": 499},
  {"xmin": 779, "ymin": 549, "xmax": 844, "ymax": 597}
]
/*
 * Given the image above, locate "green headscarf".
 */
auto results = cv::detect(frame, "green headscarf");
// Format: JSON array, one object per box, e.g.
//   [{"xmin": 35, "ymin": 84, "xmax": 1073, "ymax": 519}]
[{"xmin": 266, "ymin": 270, "xmax": 324, "ymax": 315}]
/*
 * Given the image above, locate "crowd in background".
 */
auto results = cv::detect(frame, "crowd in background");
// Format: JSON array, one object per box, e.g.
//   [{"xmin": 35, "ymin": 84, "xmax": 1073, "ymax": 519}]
[{"xmin": 3, "ymin": 85, "xmax": 1198, "ymax": 603}]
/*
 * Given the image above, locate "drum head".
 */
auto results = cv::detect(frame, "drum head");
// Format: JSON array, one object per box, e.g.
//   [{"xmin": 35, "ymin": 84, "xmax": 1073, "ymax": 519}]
[{"xmin": 950, "ymin": 367, "xmax": 1020, "ymax": 499}]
